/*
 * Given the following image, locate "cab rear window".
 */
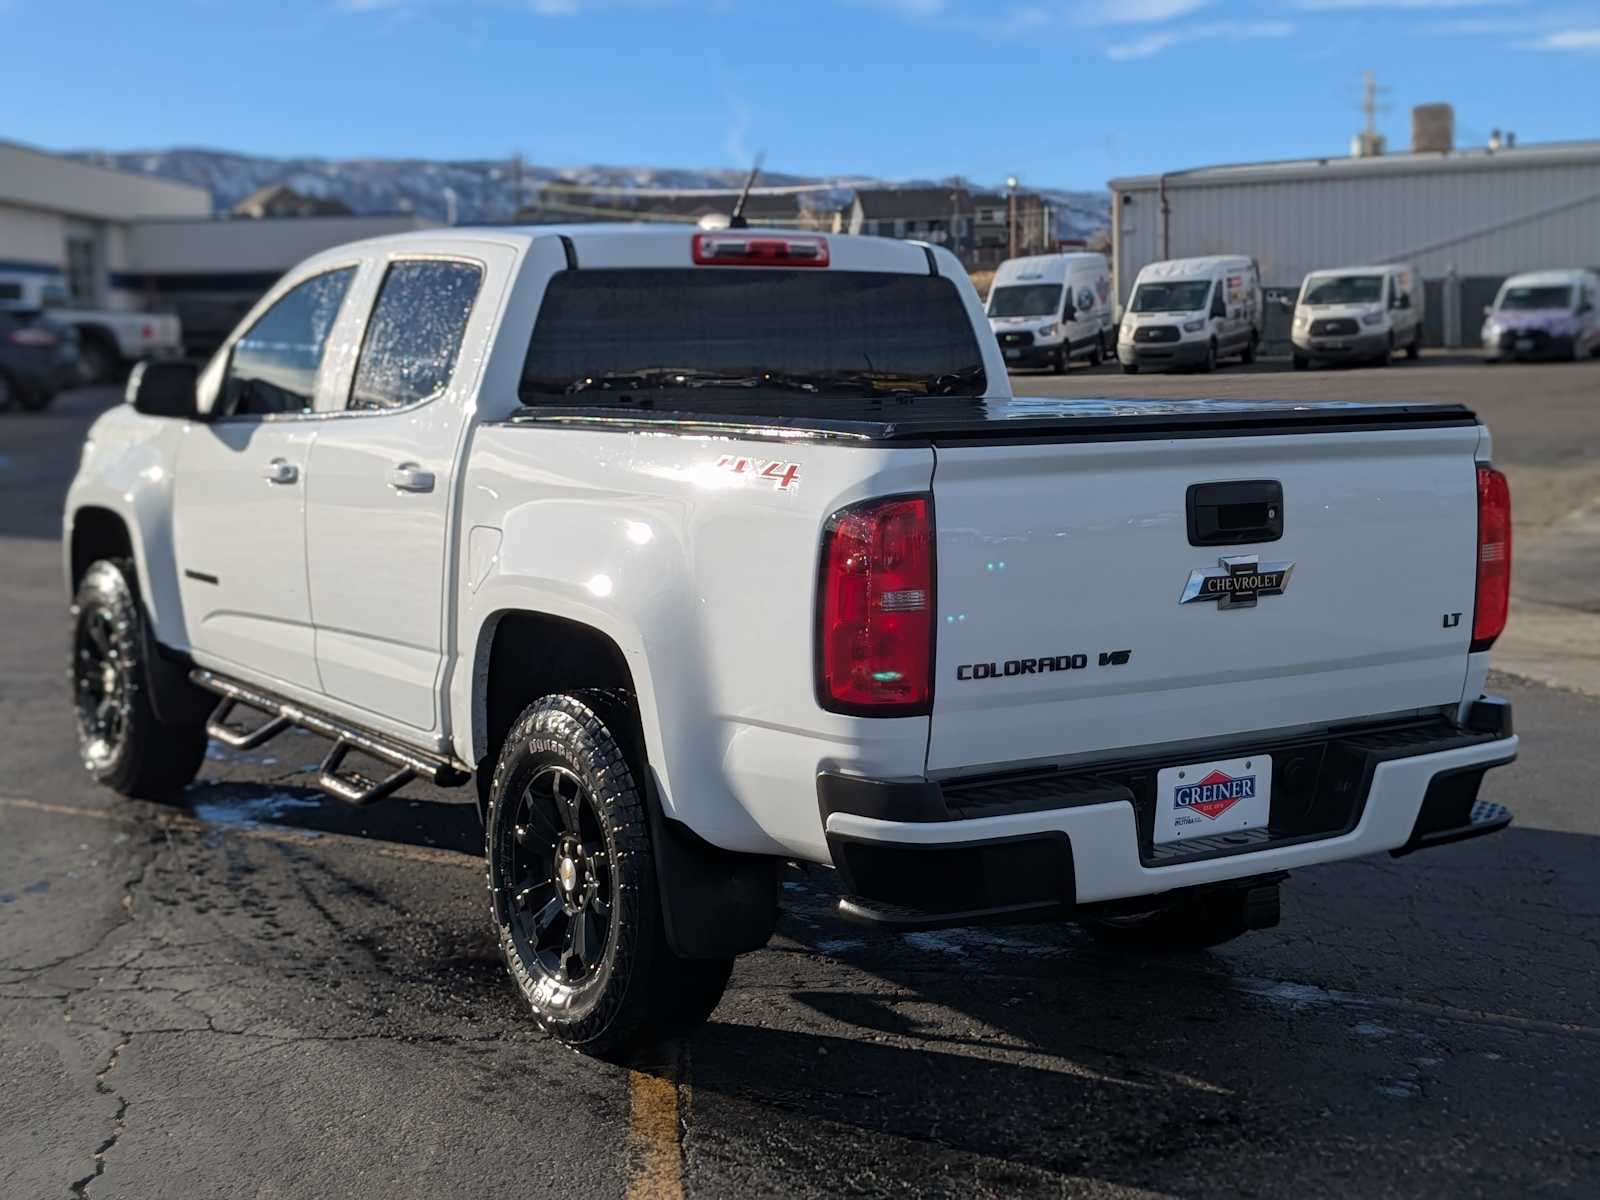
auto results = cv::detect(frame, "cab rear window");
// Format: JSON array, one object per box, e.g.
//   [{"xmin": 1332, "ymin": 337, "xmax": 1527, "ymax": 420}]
[{"xmin": 520, "ymin": 269, "xmax": 986, "ymax": 408}]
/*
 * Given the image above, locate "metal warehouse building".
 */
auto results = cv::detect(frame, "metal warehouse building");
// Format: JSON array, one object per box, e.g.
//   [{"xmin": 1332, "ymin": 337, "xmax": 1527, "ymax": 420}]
[{"xmin": 1109, "ymin": 139, "xmax": 1600, "ymax": 346}]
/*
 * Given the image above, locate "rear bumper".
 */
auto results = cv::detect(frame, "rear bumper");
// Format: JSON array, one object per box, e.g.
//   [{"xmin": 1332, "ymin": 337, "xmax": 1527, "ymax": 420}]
[
  {"xmin": 0, "ymin": 346, "xmax": 79, "ymax": 397},
  {"xmin": 820, "ymin": 705, "xmax": 1517, "ymax": 920},
  {"xmin": 1117, "ymin": 339, "xmax": 1209, "ymax": 369}
]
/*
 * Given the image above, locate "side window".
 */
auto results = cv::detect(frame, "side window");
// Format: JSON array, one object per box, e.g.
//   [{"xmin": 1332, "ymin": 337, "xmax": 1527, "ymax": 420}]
[
  {"xmin": 348, "ymin": 260, "xmax": 483, "ymax": 411},
  {"xmin": 221, "ymin": 268, "xmax": 355, "ymax": 417}
]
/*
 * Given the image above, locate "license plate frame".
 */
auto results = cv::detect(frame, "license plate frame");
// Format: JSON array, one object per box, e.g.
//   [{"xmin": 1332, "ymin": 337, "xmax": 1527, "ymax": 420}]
[
  {"xmin": 1516, "ymin": 337, "xmax": 1535, "ymax": 352},
  {"xmin": 1155, "ymin": 754, "xmax": 1271, "ymax": 845},
  {"xmin": 1004, "ymin": 348, "xmax": 1021, "ymax": 360}
]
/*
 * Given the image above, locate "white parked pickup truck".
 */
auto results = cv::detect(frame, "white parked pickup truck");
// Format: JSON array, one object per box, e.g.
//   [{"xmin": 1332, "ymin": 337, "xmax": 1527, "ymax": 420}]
[
  {"xmin": 0, "ymin": 271, "xmax": 184, "ymax": 384},
  {"xmin": 64, "ymin": 225, "xmax": 1519, "ymax": 1058}
]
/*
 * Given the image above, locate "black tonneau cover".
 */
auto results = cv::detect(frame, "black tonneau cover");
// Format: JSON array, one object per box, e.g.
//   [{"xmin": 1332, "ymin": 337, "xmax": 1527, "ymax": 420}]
[{"xmin": 507, "ymin": 396, "xmax": 1478, "ymax": 445}]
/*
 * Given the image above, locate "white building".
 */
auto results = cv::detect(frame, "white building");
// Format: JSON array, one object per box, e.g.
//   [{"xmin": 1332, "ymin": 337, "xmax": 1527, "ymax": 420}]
[
  {"xmin": 1109, "ymin": 139, "xmax": 1600, "ymax": 345},
  {"xmin": 1, "ymin": 140, "xmax": 433, "ymax": 350},
  {"xmin": 1, "ymin": 140, "xmax": 210, "ymax": 310}
]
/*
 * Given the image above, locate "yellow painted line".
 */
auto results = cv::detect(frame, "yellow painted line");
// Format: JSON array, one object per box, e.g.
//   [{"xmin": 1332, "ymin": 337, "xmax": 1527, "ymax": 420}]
[
  {"xmin": 0, "ymin": 794, "xmax": 476, "ymax": 870},
  {"xmin": 627, "ymin": 1044, "xmax": 686, "ymax": 1200}
]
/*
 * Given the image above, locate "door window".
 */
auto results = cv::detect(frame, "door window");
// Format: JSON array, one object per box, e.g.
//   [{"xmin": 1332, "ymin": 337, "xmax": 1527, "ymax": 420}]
[
  {"xmin": 348, "ymin": 260, "xmax": 483, "ymax": 411},
  {"xmin": 221, "ymin": 268, "xmax": 355, "ymax": 417}
]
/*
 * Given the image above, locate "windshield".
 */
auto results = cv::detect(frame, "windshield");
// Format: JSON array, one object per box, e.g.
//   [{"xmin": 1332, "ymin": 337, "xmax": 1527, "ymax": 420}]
[
  {"xmin": 521, "ymin": 269, "xmax": 987, "ymax": 406},
  {"xmin": 1302, "ymin": 275, "xmax": 1383, "ymax": 306},
  {"xmin": 1129, "ymin": 280, "xmax": 1211, "ymax": 313},
  {"xmin": 1497, "ymin": 285, "xmax": 1574, "ymax": 311},
  {"xmin": 988, "ymin": 284, "xmax": 1061, "ymax": 318}
]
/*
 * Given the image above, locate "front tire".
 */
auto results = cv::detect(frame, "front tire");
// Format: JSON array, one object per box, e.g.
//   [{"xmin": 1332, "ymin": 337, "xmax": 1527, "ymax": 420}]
[
  {"xmin": 1198, "ymin": 340, "xmax": 1217, "ymax": 373},
  {"xmin": 1406, "ymin": 334, "xmax": 1421, "ymax": 361},
  {"xmin": 1292, "ymin": 352, "xmax": 1309, "ymax": 371},
  {"xmin": 1241, "ymin": 333, "xmax": 1258, "ymax": 365},
  {"xmin": 1121, "ymin": 362, "xmax": 1138, "ymax": 375},
  {"xmin": 486, "ymin": 691, "xmax": 732, "ymax": 1058},
  {"xmin": 71, "ymin": 559, "xmax": 207, "ymax": 799}
]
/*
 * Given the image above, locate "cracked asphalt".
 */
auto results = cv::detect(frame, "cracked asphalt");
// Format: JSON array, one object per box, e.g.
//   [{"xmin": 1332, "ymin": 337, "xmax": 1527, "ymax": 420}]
[{"xmin": 3, "ymin": 378, "xmax": 1599, "ymax": 1199}]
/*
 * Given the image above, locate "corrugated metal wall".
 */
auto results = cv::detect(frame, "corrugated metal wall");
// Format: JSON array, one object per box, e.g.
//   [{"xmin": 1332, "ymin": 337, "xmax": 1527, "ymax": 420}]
[{"xmin": 1113, "ymin": 157, "xmax": 1600, "ymax": 311}]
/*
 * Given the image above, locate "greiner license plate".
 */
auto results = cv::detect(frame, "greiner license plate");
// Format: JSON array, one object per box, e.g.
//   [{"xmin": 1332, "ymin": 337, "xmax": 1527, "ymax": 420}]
[{"xmin": 1155, "ymin": 755, "xmax": 1271, "ymax": 845}]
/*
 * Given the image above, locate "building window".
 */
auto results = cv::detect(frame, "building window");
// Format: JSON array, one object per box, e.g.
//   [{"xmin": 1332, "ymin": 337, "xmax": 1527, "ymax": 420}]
[{"xmin": 65, "ymin": 236, "xmax": 98, "ymax": 307}]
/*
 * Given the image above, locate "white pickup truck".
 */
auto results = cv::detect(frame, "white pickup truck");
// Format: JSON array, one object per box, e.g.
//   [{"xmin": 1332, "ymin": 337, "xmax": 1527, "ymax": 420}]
[
  {"xmin": 64, "ymin": 226, "xmax": 1519, "ymax": 1058},
  {"xmin": 0, "ymin": 271, "xmax": 184, "ymax": 384}
]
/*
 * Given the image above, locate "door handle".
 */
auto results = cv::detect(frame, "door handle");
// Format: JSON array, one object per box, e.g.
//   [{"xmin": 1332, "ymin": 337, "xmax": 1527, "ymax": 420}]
[
  {"xmin": 263, "ymin": 458, "xmax": 299, "ymax": 485},
  {"xmin": 388, "ymin": 463, "xmax": 435, "ymax": 493}
]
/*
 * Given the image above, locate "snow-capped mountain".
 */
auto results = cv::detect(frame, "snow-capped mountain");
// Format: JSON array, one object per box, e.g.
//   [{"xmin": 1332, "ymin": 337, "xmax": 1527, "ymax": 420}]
[{"xmin": 66, "ymin": 147, "xmax": 1111, "ymax": 243}]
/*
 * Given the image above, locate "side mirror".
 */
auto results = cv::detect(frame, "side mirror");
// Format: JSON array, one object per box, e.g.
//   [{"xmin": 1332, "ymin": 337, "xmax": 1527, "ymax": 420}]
[
  {"xmin": 1482, "ymin": 304, "xmax": 1492, "ymax": 317},
  {"xmin": 127, "ymin": 359, "xmax": 205, "ymax": 420}
]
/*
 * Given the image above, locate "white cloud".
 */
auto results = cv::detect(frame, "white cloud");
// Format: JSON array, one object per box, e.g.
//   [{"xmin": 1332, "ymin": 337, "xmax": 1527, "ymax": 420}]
[
  {"xmin": 1080, "ymin": 0, "xmax": 1212, "ymax": 24},
  {"xmin": 1104, "ymin": 18, "xmax": 1294, "ymax": 59},
  {"xmin": 1294, "ymin": 0, "xmax": 1514, "ymax": 9},
  {"xmin": 1527, "ymin": 27, "xmax": 1600, "ymax": 48}
]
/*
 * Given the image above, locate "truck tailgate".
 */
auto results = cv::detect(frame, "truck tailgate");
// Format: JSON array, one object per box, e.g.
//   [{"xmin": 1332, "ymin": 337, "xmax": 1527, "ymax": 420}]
[{"xmin": 927, "ymin": 424, "xmax": 1482, "ymax": 775}]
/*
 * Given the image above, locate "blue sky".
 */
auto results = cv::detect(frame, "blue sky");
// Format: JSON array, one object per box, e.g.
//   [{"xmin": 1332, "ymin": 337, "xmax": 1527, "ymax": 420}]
[{"xmin": 12, "ymin": 0, "xmax": 1600, "ymax": 190}]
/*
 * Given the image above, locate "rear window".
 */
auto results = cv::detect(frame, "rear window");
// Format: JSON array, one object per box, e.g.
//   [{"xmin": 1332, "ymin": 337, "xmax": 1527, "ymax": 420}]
[{"xmin": 520, "ymin": 269, "xmax": 985, "ymax": 408}]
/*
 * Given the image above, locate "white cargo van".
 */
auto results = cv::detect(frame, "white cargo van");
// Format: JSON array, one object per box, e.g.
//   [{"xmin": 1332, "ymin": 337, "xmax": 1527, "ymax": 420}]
[
  {"xmin": 1118, "ymin": 256, "xmax": 1262, "ymax": 374},
  {"xmin": 1481, "ymin": 269, "xmax": 1600, "ymax": 363},
  {"xmin": 1292, "ymin": 264, "xmax": 1423, "ymax": 369},
  {"xmin": 987, "ymin": 252, "xmax": 1113, "ymax": 372}
]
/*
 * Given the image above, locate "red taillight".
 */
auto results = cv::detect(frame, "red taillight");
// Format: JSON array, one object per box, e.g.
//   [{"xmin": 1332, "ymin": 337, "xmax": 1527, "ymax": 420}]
[
  {"xmin": 693, "ymin": 233, "xmax": 829, "ymax": 267},
  {"xmin": 817, "ymin": 495, "xmax": 934, "ymax": 715},
  {"xmin": 1472, "ymin": 464, "xmax": 1511, "ymax": 650},
  {"xmin": 8, "ymin": 327, "xmax": 58, "ymax": 348}
]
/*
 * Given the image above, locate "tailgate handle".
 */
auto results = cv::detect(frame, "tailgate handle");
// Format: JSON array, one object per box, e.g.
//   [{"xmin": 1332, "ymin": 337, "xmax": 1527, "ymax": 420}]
[{"xmin": 1187, "ymin": 480, "xmax": 1283, "ymax": 546}]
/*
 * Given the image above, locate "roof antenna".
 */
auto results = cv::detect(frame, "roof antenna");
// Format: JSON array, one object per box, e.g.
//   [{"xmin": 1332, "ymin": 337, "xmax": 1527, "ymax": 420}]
[{"xmin": 728, "ymin": 151, "xmax": 765, "ymax": 229}]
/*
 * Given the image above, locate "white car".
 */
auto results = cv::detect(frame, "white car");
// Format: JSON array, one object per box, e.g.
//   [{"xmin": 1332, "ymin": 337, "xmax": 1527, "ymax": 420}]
[
  {"xmin": 1482, "ymin": 269, "xmax": 1600, "ymax": 363},
  {"xmin": 986, "ymin": 252, "xmax": 1113, "ymax": 372},
  {"xmin": 1292, "ymin": 263, "xmax": 1424, "ymax": 369},
  {"xmin": 64, "ymin": 225, "xmax": 1518, "ymax": 1058},
  {"xmin": 1119, "ymin": 256, "xmax": 1263, "ymax": 374}
]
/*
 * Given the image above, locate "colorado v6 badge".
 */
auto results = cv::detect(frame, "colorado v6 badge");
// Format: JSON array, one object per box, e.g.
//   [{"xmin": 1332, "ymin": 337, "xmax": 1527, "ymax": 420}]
[{"xmin": 1180, "ymin": 553, "xmax": 1294, "ymax": 610}]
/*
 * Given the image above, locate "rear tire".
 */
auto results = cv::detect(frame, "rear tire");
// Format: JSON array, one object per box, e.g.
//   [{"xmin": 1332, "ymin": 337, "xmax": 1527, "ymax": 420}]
[
  {"xmin": 1406, "ymin": 334, "xmax": 1421, "ymax": 361},
  {"xmin": 485, "ymin": 690, "xmax": 732, "ymax": 1059},
  {"xmin": 1089, "ymin": 338, "xmax": 1104, "ymax": 367},
  {"xmin": 71, "ymin": 559, "xmax": 207, "ymax": 799},
  {"xmin": 1377, "ymin": 333, "xmax": 1394, "ymax": 367}
]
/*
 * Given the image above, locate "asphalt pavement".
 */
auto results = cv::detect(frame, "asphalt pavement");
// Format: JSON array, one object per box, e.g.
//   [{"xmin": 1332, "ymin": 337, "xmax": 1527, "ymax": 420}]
[{"xmin": 3, "ymin": 378, "xmax": 1598, "ymax": 1199}]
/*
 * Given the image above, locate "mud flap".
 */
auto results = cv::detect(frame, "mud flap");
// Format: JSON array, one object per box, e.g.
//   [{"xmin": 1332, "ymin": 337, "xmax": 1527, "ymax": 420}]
[{"xmin": 644, "ymin": 775, "xmax": 780, "ymax": 960}]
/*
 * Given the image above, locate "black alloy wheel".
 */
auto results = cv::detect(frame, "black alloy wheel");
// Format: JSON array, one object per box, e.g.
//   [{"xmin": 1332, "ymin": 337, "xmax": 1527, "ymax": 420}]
[
  {"xmin": 70, "ymin": 558, "xmax": 207, "ymax": 797},
  {"xmin": 505, "ymin": 763, "xmax": 615, "ymax": 986},
  {"xmin": 74, "ymin": 604, "xmax": 129, "ymax": 766}
]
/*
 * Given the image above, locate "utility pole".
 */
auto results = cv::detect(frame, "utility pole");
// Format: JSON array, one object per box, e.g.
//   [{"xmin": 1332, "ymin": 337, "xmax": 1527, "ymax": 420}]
[
  {"xmin": 1006, "ymin": 174, "xmax": 1019, "ymax": 259},
  {"xmin": 1352, "ymin": 70, "xmax": 1389, "ymax": 157}
]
